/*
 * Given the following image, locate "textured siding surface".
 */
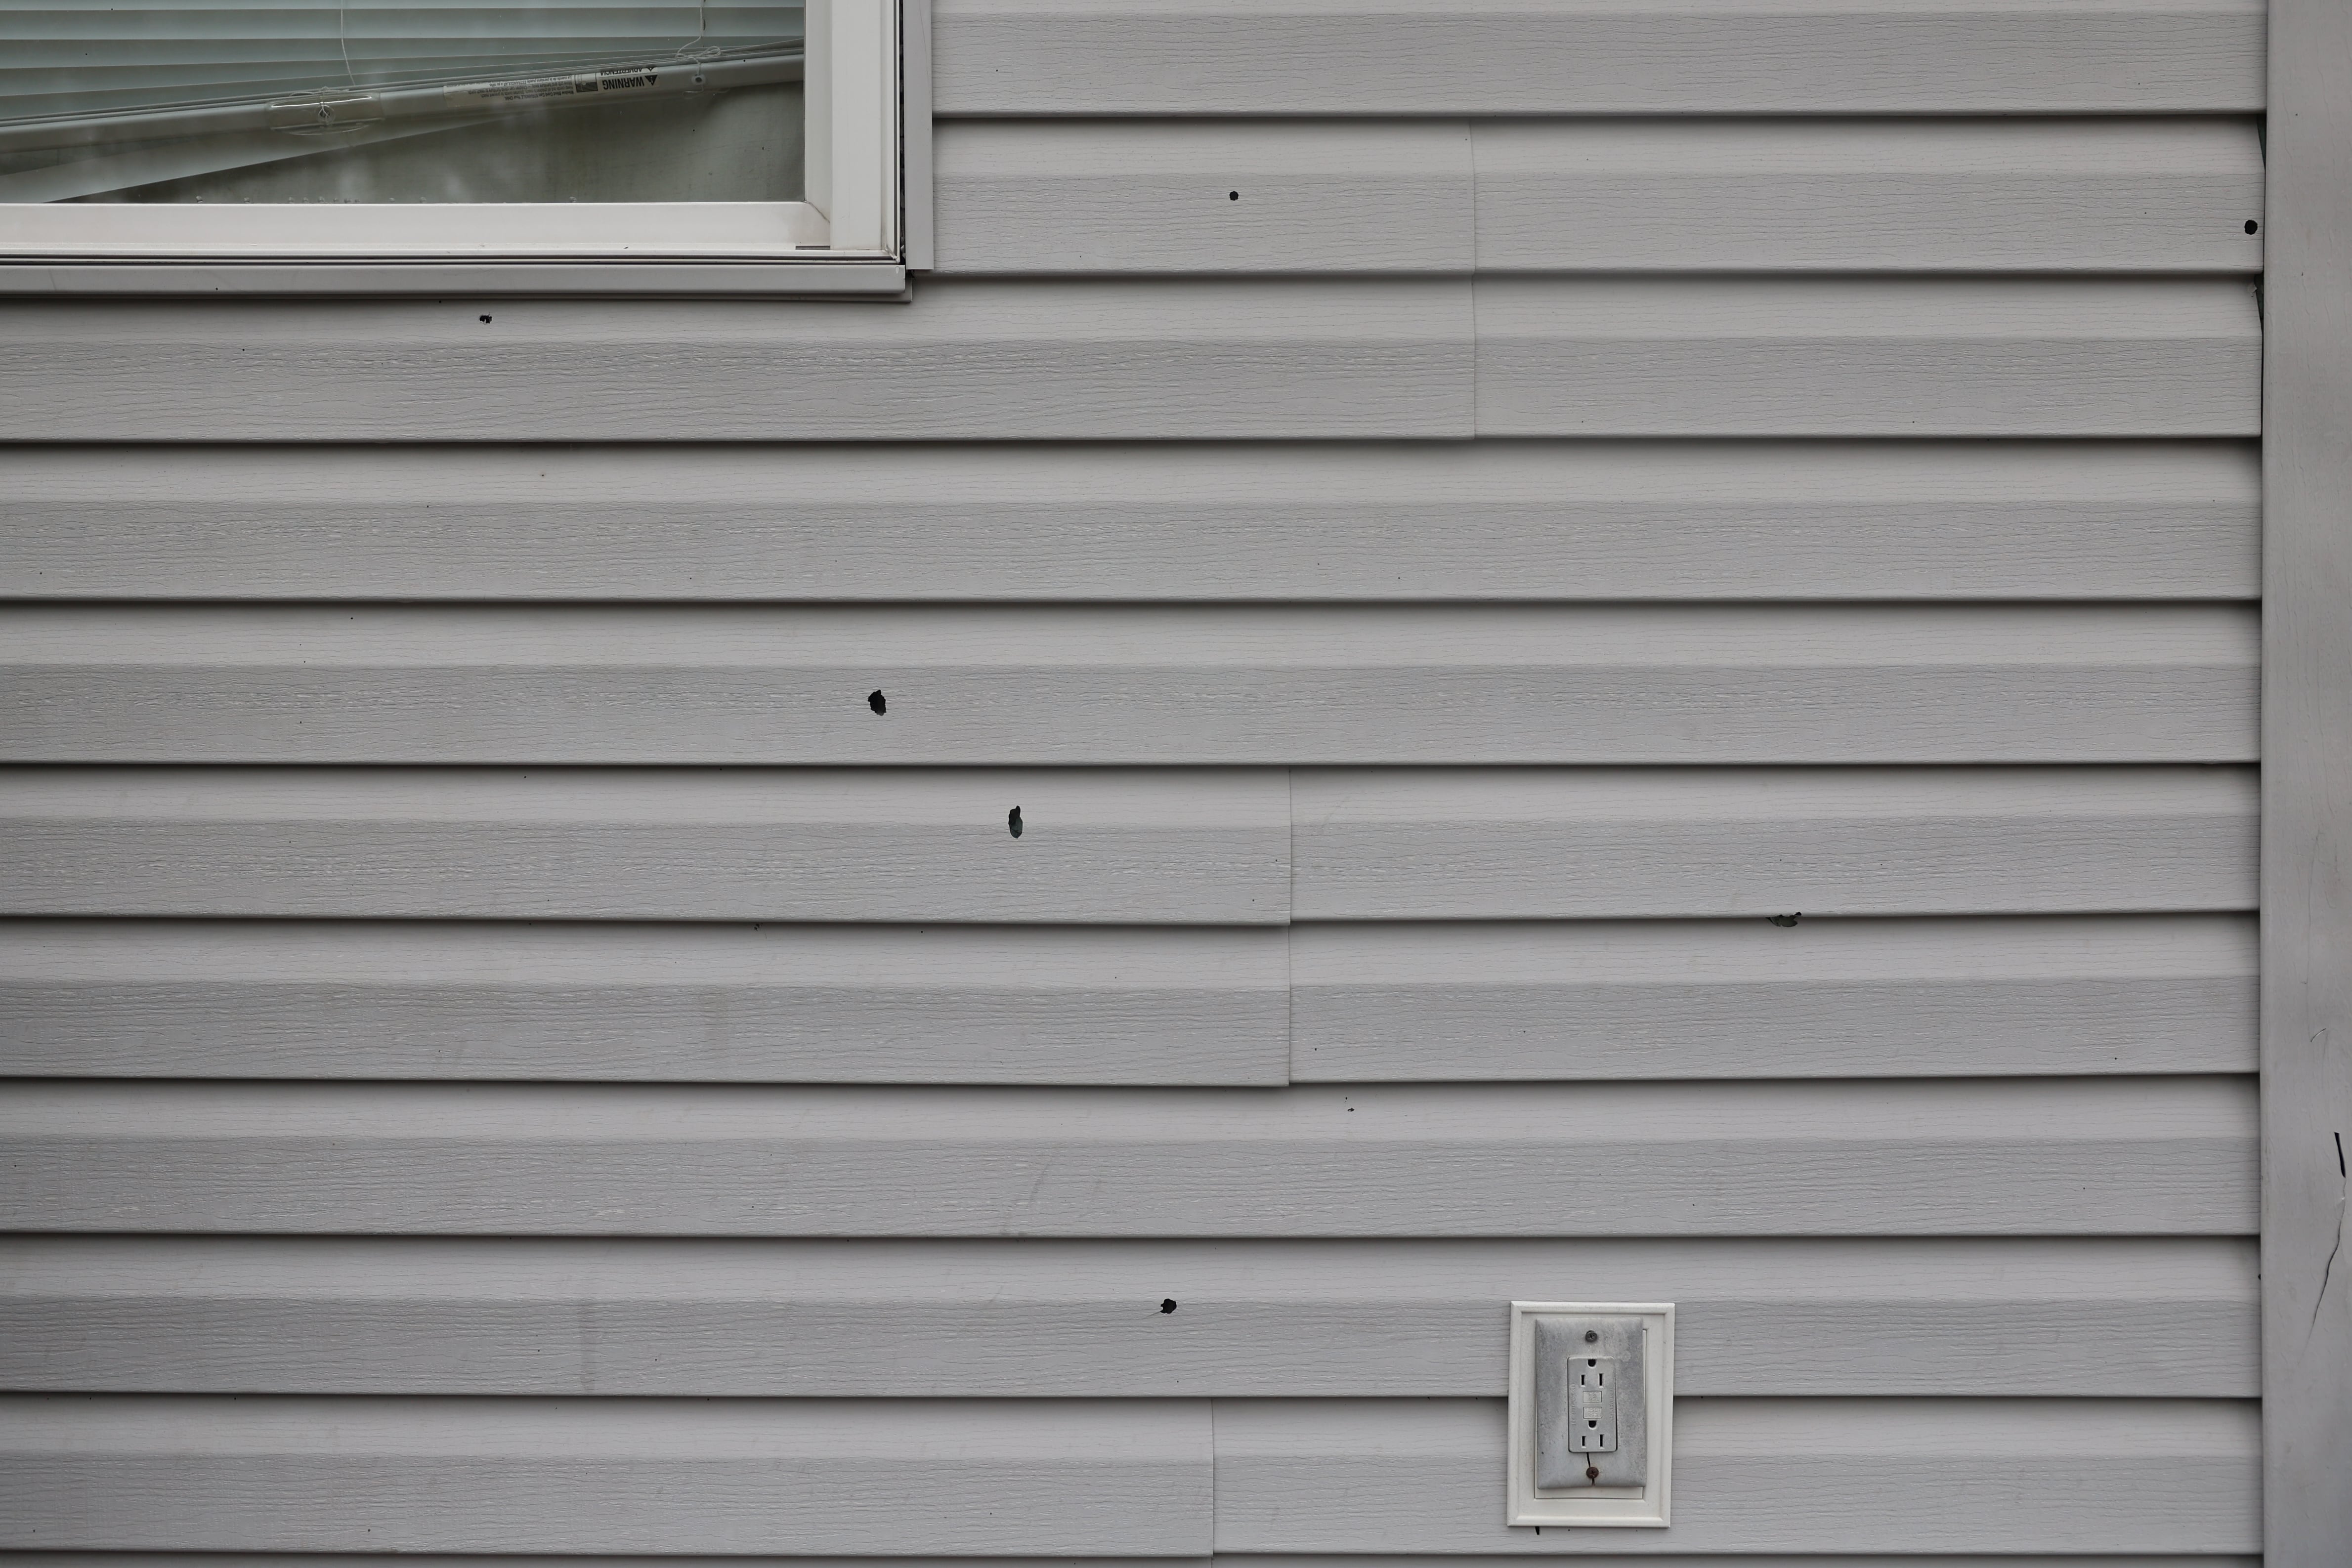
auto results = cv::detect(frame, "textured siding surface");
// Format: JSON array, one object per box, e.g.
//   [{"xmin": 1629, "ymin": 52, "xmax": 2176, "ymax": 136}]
[{"xmin": 0, "ymin": 1, "xmax": 2263, "ymax": 1561}]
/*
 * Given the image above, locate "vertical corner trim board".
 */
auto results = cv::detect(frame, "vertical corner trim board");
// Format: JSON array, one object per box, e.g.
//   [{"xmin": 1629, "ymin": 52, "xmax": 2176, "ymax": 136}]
[{"xmin": 2261, "ymin": 0, "xmax": 2352, "ymax": 1560}]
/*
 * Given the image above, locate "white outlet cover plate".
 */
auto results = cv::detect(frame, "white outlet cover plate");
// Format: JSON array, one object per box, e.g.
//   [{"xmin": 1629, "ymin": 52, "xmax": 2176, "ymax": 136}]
[{"xmin": 1507, "ymin": 1300, "xmax": 1675, "ymax": 1528}]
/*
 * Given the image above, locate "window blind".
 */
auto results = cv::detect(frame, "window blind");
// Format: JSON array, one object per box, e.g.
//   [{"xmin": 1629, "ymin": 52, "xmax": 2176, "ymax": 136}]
[{"xmin": 0, "ymin": 0, "xmax": 804, "ymax": 149}]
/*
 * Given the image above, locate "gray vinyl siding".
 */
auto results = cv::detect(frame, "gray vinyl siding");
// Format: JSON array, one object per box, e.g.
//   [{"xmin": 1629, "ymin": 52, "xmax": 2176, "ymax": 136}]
[{"xmin": 0, "ymin": 1, "xmax": 2263, "ymax": 1561}]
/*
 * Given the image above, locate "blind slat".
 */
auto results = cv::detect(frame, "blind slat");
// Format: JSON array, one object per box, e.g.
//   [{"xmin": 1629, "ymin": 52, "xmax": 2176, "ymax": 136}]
[{"xmin": 0, "ymin": 1, "xmax": 803, "ymax": 127}]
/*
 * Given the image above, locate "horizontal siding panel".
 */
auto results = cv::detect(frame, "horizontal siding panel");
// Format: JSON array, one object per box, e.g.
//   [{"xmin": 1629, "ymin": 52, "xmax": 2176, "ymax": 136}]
[
  {"xmin": 0, "ymin": 441, "xmax": 2261, "ymax": 602},
  {"xmin": 1293, "ymin": 767, "xmax": 2257, "ymax": 919},
  {"xmin": 1474, "ymin": 118, "xmax": 2266, "ymax": 274},
  {"xmin": 1, "ymin": 915, "xmax": 2254, "ymax": 1085},
  {"xmin": 0, "ymin": 282, "xmax": 1474, "ymax": 443},
  {"xmin": 932, "ymin": 0, "xmax": 2266, "ymax": 114},
  {"xmin": 0, "ymin": 605, "xmax": 2258, "ymax": 764},
  {"xmin": 0, "ymin": 1079, "xmax": 2255, "ymax": 1236},
  {"xmin": 0, "ymin": 1396, "xmax": 1213, "ymax": 1554},
  {"xmin": 0, "ymin": 923, "xmax": 1289, "ymax": 1084},
  {"xmin": 929, "ymin": 119, "xmax": 2266, "ymax": 277},
  {"xmin": 0, "ymin": 1560, "xmax": 2246, "ymax": 1568},
  {"xmin": 0, "ymin": 279, "xmax": 2265, "ymax": 442},
  {"xmin": 5, "ymin": 769, "xmax": 2250, "ymax": 924},
  {"xmin": 1475, "ymin": 278, "xmax": 2261, "ymax": 436},
  {"xmin": 0, "ymin": 769, "xmax": 1290, "ymax": 924},
  {"xmin": 1212, "ymin": 1398, "xmax": 2260, "ymax": 1554},
  {"xmin": 0, "ymin": 1236, "xmax": 2255, "ymax": 1397},
  {"xmin": 1292, "ymin": 915, "xmax": 2255, "ymax": 1080},
  {"xmin": 935, "ymin": 121, "xmax": 1474, "ymax": 274}
]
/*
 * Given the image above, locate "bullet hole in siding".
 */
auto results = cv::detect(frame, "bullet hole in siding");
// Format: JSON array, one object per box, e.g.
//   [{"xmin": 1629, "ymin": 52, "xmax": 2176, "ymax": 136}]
[
  {"xmin": 1228, "ymin": 190, "xmax": 1240, "ymax": 201},
  {"xmin": 1768, "ymin": 912, "xmax": 1801, "ymax": 927},
  {"xmin": 2246, "ymin": 219, "xmax": 2261, "ymax": 234},
  {"xmin": 1160, "ymin": 1299, "xmax": 1178, "ymax": 1314},
  {"xmin": 1007, "ymin": 805, "xmax": 1023, "ymax": 838},
  {"xmin": 868, "ymin": 689, "xmax": 887, "ymax": 714},
  {"xmin": 479, "ymin": 314, "xmax": 492, "ymax": 322}
]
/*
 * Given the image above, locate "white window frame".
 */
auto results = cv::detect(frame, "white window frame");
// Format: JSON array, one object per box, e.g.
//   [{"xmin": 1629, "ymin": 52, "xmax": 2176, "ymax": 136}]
[{"xmin": 0, "ymin": 0, "xmax": 921, "ymax": 296}]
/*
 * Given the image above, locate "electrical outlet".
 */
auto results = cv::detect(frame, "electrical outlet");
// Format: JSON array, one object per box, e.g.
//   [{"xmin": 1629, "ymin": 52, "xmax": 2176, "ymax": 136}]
[
  {"xmin": 1509, "ymin": 1302, "xmax": 1674, "ymax": 1528},
  {"xmin": 1568, "ymin": 1355, "xmax": 1616, "ymax": 1451},
  {"xmin": 1533, "ymin": 1315, "xmax": 1644, "ymax": 1487}
]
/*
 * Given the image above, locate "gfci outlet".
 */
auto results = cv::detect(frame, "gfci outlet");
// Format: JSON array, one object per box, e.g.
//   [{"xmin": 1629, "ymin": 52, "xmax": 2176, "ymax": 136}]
[{"xmin": 1507, "ymin": 1302, "xmax": 1674, "ymax": 1528}]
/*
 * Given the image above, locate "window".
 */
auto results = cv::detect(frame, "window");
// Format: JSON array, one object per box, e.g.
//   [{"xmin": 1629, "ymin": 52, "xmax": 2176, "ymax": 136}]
[{"xmin": 0, "ymin": 0, "xmax": 911, "ymax": 290}]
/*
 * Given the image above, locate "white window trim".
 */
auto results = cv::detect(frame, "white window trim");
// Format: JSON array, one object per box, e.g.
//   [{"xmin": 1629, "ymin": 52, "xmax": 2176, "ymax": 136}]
[{"xmin": 0, "ymin": 0, "xmax": 920, "ymax": 297}]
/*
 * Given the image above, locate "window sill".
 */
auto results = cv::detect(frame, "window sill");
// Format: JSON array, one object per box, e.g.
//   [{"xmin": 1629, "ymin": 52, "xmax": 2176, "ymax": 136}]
[{"xmin": 0, "ymin": 259, "xmax": 910, "ymax": 297}]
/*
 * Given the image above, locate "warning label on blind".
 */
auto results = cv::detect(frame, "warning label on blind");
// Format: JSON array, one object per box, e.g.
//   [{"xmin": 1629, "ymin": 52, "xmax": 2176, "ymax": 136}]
[{"xmin": 444, "ymin": 65, "xmax": 664, "ymax": 107}]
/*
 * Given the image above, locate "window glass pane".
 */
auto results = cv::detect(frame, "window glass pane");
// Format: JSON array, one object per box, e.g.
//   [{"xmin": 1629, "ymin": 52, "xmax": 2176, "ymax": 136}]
[{"xmin": 0, "ymin": 1, "xmax": 805, "ymax": 203}]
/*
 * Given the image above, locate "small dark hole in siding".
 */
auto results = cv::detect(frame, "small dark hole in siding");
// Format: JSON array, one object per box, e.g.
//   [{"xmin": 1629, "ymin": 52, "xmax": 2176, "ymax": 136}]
[
  {"xmin": 2246, "ymin": 219, "xmax": 2261, "ymax": 234},
  {"xmin": 479, "ymin": 314, "xmax": 492, "ymax": 322},
  {"xmin": 1228, "ymin": 190, "xmax": 1240, "ymax": 201},
  {"xmin": 867, "ymin": 690, "xmax": 887, "ymax": 714},
  {"xmin": 1007, "ymin": 806, "xmax": 1023, "ymax": 838},
  {"xmin": 1160, "ymin": 1299, "xmax": 1178, "ymax": 1314},
  {"xmin": 1768, "ymin": 912, "xmax": 1801, "ymax": 928}
]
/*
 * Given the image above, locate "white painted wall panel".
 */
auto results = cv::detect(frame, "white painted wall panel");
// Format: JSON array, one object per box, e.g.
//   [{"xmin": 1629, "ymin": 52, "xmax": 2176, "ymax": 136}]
[
  {"xmin": 0, "ymin": 769, "xmax": 1291, "ymax": 924},
  {"xmin": 1291, "ymin": 915, "xmax": 2255, "ymax": 1080},
  {"xmin": 934, "ymin": 121, "xmax": 1474, "ymax": 274},
  {"xmin": 0, "ymin": 605, "xmax": 2257, "ymax": 764},
  {"xmin": 0, "ymin": 923, "xmax": 1289, "ymax": 1084},
  {"xmin": 0, "ymin": 442, "xmax": 2260, "ymax": 602},
  {"xmin": 1474, "ymin": 119, "xmax": 2265, "ymax": 274},
  {"xmin": 0, "ymin": 1236, "xmax": 2254, "ymax": 1397},
  {"xmin": 0, "ymin": 282, "xmax": 1475, "ymax": 442},
  {"xmin": 0, "ymin": 1079, "xmax": 2254, "ymax": 1236},
  {"xmin": 1211, "ymin": 1398, "xmax": 2260, "ymax": 1554},
  {"xmin": 1292, "ymin": 767, "xmax": 2257, "ymax": 919},
  {"xmin": 932, "ymin": 0, "xmax": 2266, "ymax": 114},
  {"xmin": 1475, "ymin": 278, "xmax": 2262, "ymax": 436},
  {"xmin": 0, "ymin": 1, "xmax": 2277, "ymax": 1553},
  {"xmin": 0, "ymin": 1396, "xmax": 1214, "ymax": 1555}
]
